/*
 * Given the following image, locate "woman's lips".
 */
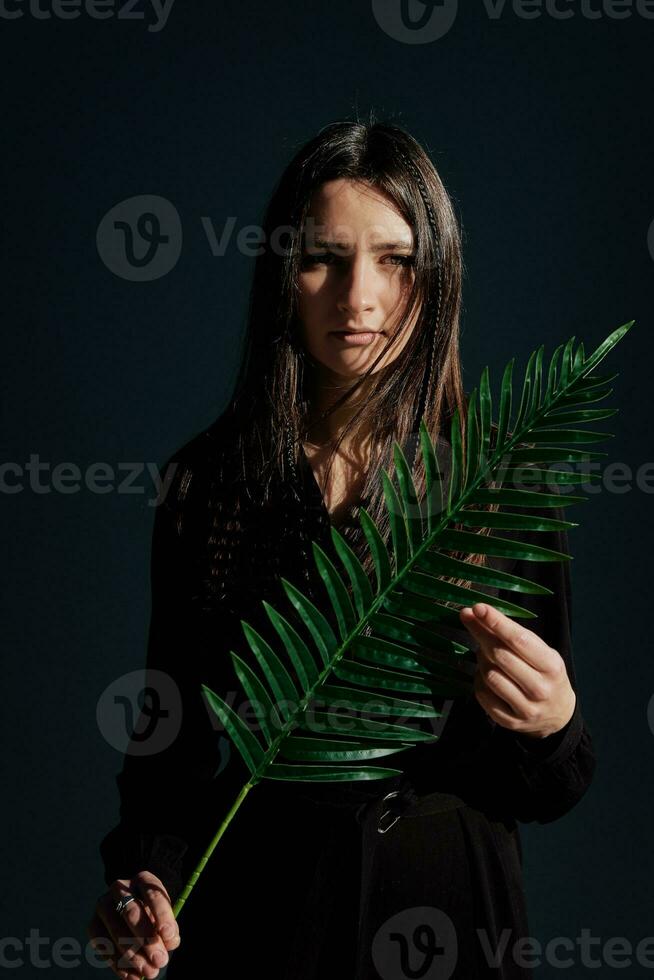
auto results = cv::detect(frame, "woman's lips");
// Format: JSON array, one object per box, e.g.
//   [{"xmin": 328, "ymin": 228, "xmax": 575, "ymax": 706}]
[{"xmin": 329, "ymin": 331, "xmax": 380, "ymax": 346}]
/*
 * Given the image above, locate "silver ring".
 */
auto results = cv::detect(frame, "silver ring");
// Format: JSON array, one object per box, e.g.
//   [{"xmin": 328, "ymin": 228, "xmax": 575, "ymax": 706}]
[{"xmin": 114, "ymin": 894, "xmax": 138, "ymax": 915}]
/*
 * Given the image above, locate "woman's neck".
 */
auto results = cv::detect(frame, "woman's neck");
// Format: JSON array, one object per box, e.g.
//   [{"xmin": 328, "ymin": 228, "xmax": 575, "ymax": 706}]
[{"xmin": 305, "ymin": 372, "xmax": 375, "ymax": 448}]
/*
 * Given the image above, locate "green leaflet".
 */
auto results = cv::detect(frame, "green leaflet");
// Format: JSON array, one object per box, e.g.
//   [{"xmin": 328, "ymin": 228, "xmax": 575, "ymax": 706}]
[
  {"xmin": 279, "ymin": 735, "xmax": 413, "ymax": 763},
  {"xmin": 266, "ymin": 764, "xmax": 403, "ymax": 782},
  {"xmin": 299, "ymin": 709, "xmax": 440, "ymax": 743}
]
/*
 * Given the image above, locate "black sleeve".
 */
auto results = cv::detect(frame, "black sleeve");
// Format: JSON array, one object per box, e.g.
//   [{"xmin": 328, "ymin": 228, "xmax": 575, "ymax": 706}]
[
  {"xmin": 480, "ymin": 481, "xmax": 598, "ymax": 824},
  {"xmin": 98, "ymin": 451, "xmax": 227, "ymax": 903}
]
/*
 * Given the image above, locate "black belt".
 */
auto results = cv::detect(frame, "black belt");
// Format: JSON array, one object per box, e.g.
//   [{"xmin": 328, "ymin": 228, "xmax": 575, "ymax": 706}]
[{"xmin": 356, "ymin": 784, "xmax": 468, "ymax": 834}]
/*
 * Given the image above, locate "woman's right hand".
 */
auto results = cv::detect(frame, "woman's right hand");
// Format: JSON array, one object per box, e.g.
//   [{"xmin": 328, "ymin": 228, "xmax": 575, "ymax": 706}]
[{"xmin": 86, "ymin": 871, "xmax": 181, "ymax": 978}]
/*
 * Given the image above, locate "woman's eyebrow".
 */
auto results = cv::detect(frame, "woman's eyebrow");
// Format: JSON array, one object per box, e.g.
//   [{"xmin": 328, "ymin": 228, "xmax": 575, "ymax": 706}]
[{"xmin": 306, "ymin": 237, "xmax": 415, "ymax": 252}]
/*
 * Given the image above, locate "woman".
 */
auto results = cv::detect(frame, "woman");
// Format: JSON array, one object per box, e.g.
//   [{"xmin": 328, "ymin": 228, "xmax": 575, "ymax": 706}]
[{"xmin": 88, "ymin": 119, "xmax": 596, "ymax": 979}]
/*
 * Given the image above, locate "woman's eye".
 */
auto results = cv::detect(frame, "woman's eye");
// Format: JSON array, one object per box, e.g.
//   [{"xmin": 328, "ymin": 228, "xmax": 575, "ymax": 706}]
[
  {"xmin": 385, "ymin": 254, "xmax": 415, "ymax": 267},
  {"xmin": 301, "ymin": 253, "xmax": 415, "ymax": 267}
]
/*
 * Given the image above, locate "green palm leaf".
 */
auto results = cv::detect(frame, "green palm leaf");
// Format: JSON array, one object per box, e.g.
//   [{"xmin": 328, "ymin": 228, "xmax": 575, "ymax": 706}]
[
  {"xmin": 203, "ymin": 319, "xmax": 633, "ymax": 790},
  {"xmin": 170, "ymin": 320, "xmax": 634, "ymax": 923}
]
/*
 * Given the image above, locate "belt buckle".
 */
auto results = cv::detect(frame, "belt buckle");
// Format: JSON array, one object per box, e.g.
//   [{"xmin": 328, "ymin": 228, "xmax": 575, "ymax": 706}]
[{"xmin": 377, "ymin": 790, "xmax": 402, "ymax": 834}]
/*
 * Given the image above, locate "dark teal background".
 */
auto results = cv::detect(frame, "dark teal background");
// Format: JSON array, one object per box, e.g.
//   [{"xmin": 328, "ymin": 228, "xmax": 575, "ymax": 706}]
[{"xmin": 2, "ymin": 2, "xmax": 652, "ymax": 976}]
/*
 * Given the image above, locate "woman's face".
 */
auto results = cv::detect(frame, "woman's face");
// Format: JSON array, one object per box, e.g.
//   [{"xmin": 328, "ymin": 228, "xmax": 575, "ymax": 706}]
[{"xmin": 296, "ymin": 178, "xmax": 420, "ymax": 381}]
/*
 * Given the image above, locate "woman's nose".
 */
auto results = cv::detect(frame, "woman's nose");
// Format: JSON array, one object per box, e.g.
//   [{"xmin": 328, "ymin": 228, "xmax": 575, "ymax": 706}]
[{"xmin": 337, "ymin": 254, "xmax": 376, "ymax": 317}]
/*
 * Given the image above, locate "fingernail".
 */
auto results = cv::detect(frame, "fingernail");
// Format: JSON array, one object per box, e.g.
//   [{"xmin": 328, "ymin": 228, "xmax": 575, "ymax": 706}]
[
  {"xmin": 160, "ymin": 925, "xmax": 174, "ymax": 939},
  {"xmin": 474, "ymin": 604, "xmax": 487, "ymax": 617},
  {"xmin": 152, "ymin": 949, "xmax": 168, "ymax": 967}
]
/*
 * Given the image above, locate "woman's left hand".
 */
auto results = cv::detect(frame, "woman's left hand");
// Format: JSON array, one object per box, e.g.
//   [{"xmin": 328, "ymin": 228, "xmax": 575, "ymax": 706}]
[{"xmin": 459, "ymin": 602, "xmax": 577, "ymax": 739}]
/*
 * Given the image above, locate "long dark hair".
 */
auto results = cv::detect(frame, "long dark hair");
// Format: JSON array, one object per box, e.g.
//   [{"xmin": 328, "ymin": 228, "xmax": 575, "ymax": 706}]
[{"xmin": 208, "ymin": 117, "xmax": 499, "ymax": 596}]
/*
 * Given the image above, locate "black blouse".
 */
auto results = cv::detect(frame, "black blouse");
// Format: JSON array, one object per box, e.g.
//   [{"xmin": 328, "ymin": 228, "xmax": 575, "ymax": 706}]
[{"xmin": 98, "ymin": 412, "xmax": 596, "ymax": 979}]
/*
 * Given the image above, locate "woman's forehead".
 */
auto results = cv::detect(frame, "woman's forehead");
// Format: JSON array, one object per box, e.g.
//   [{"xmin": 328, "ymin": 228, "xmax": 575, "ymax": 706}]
[{"xmin": 303, "ymin": 180, "xmax": 414, "ymax": 244}]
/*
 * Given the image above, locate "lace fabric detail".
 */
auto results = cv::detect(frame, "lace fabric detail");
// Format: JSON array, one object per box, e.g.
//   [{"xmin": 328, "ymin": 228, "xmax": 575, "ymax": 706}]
[{"xmin": 174, "ymin": 457, "xmax": 314, "ymax": 619}]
